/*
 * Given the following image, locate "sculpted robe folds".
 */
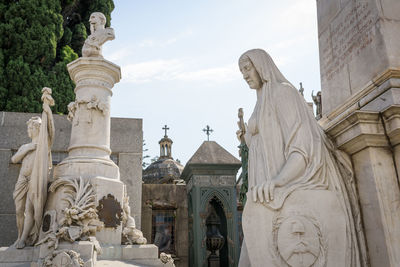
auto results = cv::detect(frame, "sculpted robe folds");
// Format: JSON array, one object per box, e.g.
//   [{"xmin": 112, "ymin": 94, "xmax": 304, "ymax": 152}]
[{"xmin": 238, "ymin": 49, "xmax": 367, "ymax": 267}]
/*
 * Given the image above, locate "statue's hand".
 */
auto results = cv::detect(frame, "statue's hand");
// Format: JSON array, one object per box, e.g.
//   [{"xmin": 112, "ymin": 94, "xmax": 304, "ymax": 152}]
[
  {"xmin": 236, "ymin": 129, "xmax": 244, "ymax": 142},
  {"xmin": 251, "ymin": 180, "xmax": 275, "ymax": 203}
]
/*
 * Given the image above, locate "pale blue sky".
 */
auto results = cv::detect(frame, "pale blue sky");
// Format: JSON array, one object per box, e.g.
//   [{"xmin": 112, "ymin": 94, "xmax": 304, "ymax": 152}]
[{"xmin": 103, "ymin": 0, "xmax": 321, "ymax": 165}]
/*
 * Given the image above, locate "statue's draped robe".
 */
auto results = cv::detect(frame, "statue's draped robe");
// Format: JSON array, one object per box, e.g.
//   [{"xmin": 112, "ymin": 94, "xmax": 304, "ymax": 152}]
[
  {"xmin": 241, "ymin": 49, "xmax": 367, "ymax": 267},
  {"xmin": 28, "ymin": 109, "xmax": 53, "ymax": 243}
]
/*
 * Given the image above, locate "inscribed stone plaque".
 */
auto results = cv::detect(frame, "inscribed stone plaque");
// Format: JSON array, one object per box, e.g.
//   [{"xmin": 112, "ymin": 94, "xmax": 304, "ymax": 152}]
[{"xmin": 317, "ymin": 0, "xmax": 400, "ymax": 115}]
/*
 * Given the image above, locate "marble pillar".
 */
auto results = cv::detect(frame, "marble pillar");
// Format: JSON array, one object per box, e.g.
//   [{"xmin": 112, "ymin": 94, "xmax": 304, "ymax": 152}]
[
  {"xmin": 317, "ymin": 1, "xmax": 400, "ymax": 266},
  {"xmin": 325, "ymin": 111, "xmax": 400, "ymax": 267},
  {"xmin": 54, "ymin": 58, "xmax": 121, "ymax": 180}
]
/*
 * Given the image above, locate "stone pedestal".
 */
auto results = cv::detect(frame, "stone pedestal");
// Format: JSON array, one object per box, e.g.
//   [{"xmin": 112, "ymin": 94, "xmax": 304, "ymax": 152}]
[
  {"xmin": 243, "ymin": 190, "xmax": 347, "ymax": 267},
  {"xmin": 0, "ymin": 243, "xmax": 163, "ymax": 267},
  {"xmin": 91, "ymin": 177, "xmax": 125, "ymax": 245},
  {"xmin": 0, "ymin": 241, "xmax": 97, "ymax": 267}
]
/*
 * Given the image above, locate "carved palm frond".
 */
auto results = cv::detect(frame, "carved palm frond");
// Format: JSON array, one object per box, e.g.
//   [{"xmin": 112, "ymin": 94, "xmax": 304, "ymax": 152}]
[{"xmin": 51, "ymin": 177, "xmax": 94, "ymax": 208}]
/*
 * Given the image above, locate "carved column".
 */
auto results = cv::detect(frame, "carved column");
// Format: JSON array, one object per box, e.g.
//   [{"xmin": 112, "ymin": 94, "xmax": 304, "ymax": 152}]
[
  {"xmin": 53, "ymin": 57, "xmax": 125, "ymax": 245},
  {"xmin": 325, "ymin": 108, "xmax": 400, "ymax": 267},
  {"xmin": 54, "ymin": 58, "xmax": 121, "ymax": 180},
  {"xmin": 316, "ymin": 0, "xmax": 400, "ymax": 264}
]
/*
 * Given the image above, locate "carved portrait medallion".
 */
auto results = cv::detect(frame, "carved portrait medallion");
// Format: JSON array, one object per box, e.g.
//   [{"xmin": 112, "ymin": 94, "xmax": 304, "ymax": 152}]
[
  {"xmin": 96, "ymin": 194, "xmax": 123, "ymax": 228},
  {"xmin": 271, "ymin": 211, "xmax": 327, "ymax": 267}
]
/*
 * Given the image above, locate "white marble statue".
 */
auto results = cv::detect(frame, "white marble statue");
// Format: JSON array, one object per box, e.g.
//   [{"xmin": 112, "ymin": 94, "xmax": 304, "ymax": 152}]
[
  {"xmin": 82, "ymin": 12, "xmax": 115, "ymax": 58},
  {"xmin": 237, "ymin": 49, "xmax": 367, "ymax": 267},
  {"xmin": 121, "ymin": 194, "xmax": 147, "ymax": 245},
  {"xmin": 11, "ymin": 87, "xmax": 55, "ymax": 249}
]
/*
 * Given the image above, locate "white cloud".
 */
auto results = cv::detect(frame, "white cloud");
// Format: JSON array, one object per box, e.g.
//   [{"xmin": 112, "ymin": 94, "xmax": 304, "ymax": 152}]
[
  {"xmin": 103, "ymin": 46, "xmax": 133, "ymax": 62},
  {"xmin": 138, "ymin": 39, "xmax": 156, "ymax": 47},
  {"xmin": 174, "ymin": 65, "xmax": 237, "ymax": 83},
  {"xmin": 137, "ymin": 29, "xmax": 193, "ymax": 48},
  {"xmin": 277, "ymin": 0, "xmax": 316, "ymax": 30},
  {"xmin": 122, "ymin": 59, "xmax": 183, "ymax": 83},
  {"xmin": 121, "ymin": 59, "xmax": 238, "ymax": 84}
]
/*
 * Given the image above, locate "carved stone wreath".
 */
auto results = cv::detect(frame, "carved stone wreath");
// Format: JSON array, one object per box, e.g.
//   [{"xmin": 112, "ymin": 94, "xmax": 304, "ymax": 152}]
[
  {"xmin": 270, "ymin": 210, "xmax": 327, "ymax": 267},
  {"xmin": 96, "ymin": 194, "xmax": 123, "ymax": 228}
]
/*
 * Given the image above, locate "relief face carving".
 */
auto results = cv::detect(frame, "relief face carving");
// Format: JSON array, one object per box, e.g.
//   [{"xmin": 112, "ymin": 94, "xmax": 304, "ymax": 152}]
[{"xmin": 272, "ymin": 211, "xmax": 326, "ymax": 267}]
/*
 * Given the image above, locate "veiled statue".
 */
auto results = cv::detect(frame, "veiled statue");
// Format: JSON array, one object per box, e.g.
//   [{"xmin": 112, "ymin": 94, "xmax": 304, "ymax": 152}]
[
  {"xmin": 236, "ymin": 49, "xmax": 367, "ymax": 267},
  {"xmin": 12, "ymin": 87, "xmax": 55, "ymax": 248}
]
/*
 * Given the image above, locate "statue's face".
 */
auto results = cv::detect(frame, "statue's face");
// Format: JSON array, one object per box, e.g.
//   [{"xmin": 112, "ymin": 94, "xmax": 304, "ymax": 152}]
[
  {"xmin": 239, "ymin": 57, "xmax": 263, "ymax": 90},
  {"xmin": 89, "ymin": 14, "xmax": 102, "ymax": 27},
  {"xmin": 27, "ymin": 122, "xmax": 40, "ymax": 139}
]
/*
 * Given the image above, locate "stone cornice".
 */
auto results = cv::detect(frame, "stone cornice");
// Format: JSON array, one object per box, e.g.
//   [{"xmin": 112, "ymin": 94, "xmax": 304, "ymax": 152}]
[
  {"xmin": 320, "ymin": 68, "xmax": 400, "ymax": 130},
  {"xmin": 325, "ymin": 110, "xmax": 388, "ymax": 155}
]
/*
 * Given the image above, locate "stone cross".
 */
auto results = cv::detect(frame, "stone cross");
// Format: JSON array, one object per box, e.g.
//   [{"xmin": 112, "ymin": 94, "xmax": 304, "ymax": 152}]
[
  {"xmin": 162, "ymin": 125, "xmax": 170, "ymax": 137},
  {"xmin": 203, "ymin": 125, "xmax": 213, "ymax": 141}
]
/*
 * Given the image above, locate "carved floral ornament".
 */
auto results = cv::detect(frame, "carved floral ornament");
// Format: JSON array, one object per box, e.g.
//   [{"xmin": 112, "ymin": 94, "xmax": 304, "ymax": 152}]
[
  {"xmin": 270, "ymin": 210, "xmax": 327, "ymax": 267},
  {"xmin": 36, "ymin": 177, "xmax": 103, "ymax": 266},
  {"xmin": 67, "ymin": 95, "xmax": 109, "ymax": 122}
]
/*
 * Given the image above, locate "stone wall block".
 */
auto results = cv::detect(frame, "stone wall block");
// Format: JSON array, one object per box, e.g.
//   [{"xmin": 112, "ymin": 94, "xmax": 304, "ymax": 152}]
[{"xmin": 119, "ymin": 152, "xmax": 142, "ymax": 229}]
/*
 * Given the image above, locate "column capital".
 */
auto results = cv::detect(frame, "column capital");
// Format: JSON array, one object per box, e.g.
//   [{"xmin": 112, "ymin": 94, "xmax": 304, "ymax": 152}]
[
  {"xmin": 67, "ymin": 57, "xmax": 121, "ymax": 94},
  {"xmin": 382, "ymin": 105, "xmax": 400, "ymax": 147}
]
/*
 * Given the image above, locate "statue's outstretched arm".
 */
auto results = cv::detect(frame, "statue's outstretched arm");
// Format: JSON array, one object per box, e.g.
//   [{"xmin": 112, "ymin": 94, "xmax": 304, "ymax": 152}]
[{"xmin": 11, "ymin": 143, "xmax": 36, "ymax": 164}]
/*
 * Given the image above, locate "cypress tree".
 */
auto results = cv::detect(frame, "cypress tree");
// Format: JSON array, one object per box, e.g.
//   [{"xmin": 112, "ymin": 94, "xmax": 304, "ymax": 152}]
[{"xmin": 0, "ymin": 0, "xmax": 115, "ymax": 114}]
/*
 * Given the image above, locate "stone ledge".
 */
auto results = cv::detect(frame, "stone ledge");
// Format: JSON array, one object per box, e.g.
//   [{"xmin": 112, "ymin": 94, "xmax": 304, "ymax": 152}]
[
  {"xmin": 97, "ymin": 259, "xmax": 165, "ymax": 267},
  {"xmin": 0, "ymin": 246, "xmax": 39, "ymax": 262},
  {"xmin": 320, "ymin": 68, "xmax": 400, "ymax": 130},
  {"xmin": 0, "ymin": 243, "xmax": 160, "ymax": 266},
  {"xmin": 99, "ymin": 244, "xmax": 159, "ymax": 261},
  {"xmin": 0, "ymin": 241, "xmax": 95, "ymax": 265}
]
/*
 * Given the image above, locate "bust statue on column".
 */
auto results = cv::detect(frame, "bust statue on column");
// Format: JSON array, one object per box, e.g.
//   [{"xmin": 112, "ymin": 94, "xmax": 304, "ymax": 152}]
[{"xmin": 82, "ymin": 12, "xmax": 115, "ymax": 58}]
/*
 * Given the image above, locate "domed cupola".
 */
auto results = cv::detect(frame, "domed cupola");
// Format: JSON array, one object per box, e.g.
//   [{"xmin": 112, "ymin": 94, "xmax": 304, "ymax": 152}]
[{"xmin": 142, "ymin": 125, "xmax": 184, "ymax": 184}]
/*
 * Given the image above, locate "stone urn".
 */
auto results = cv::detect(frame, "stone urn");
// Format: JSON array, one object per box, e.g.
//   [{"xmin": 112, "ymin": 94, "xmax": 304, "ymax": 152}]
[{"xmin": 206, "ymin": 211, "xmax": 225, "ymax": 266}]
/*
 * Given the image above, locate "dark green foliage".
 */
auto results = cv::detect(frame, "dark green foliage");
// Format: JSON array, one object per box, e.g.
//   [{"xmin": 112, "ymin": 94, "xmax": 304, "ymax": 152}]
[
  {"xmin": 60, "ymin": 45, "xmax": 78, "ymax": 64},
  {"xmin": 0, "ymin": 0, "xmax": 114, "ymax": 114},
  {"xmin": 70, "ymin": 22, "xmax": 87, "ymax": 56},
  {"xmin": 238, "ymin": 143, "xmax": 249, "ymax": 205}
]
